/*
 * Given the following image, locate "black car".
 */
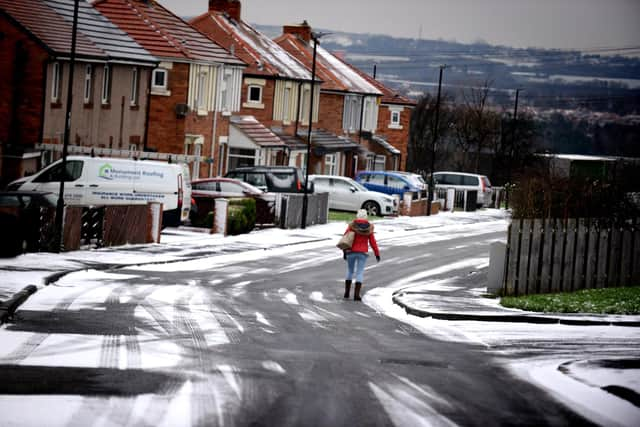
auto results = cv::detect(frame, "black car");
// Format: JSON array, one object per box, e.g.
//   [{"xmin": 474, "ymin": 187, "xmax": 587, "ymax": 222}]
[
  {"xmin": 225, "ymin": 166, "xmax": 314, "ymax": 194},
  {"xmin": 0, "ymin": 191, "xmax": 57, "ymax": 257}
]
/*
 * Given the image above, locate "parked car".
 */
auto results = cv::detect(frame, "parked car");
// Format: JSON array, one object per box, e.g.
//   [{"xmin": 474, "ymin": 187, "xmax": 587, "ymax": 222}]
[
  {"xmin": 309, "ymin": 175, "xmax": 397, "ymax": 216},
  {"xmin": 190, "ymin": 177, "xmax": 275, "ymax": 226},
  {"xmin": 7, "ymin": 156, "xmax": 191, "ymax": 227},
  {"xmin": 225, "ymin": 166, "xmax": 313, "ymax": 194},
  {"xmin": 355, "ymin": 170, "xmax": 427, "ymax": 198},
  {"xmin": 0, "ymin": 191, "xmax": 57, "ymax": 257},
  {"xmin": 432, "ymin": 171, "xmax": 493, "ymax": 207}
]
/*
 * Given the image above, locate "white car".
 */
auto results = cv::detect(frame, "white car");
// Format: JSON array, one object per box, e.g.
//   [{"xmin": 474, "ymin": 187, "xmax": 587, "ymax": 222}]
[{"xmin": 309, "ymin": 175, "xmax": 398, "ymax": 216}]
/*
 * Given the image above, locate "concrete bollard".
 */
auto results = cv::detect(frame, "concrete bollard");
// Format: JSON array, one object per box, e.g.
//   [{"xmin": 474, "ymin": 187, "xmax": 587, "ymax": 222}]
[
  {"xmin": 487, "ymin": 242, "xmax": 507, "ymax": 295},
  {"xmin": 213, "ymin": 198, "xmax": 229, "ymax": 235}
]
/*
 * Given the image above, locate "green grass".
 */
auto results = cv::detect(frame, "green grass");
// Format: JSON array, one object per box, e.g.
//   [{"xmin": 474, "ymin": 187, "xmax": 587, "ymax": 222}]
[
  {"xmin": 500, "ymin": 286, "xmax": 640, "ymax": 314},
  {"xmin": 328, "ymin": 210, "xmax": 386, "ymax": 222}
]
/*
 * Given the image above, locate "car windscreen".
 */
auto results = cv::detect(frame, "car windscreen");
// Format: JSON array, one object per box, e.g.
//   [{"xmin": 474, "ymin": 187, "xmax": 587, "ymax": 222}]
[
  {"xmin": 350, "ymin": 180, "xmax": 368, "ymax": 191},
  {"xmin": 269, "ymin": 172, "xmax": 296, "ymax": 191},
  {"xmin": 406, "ymin": 174, "xmax": 426, "ymax": 187}
]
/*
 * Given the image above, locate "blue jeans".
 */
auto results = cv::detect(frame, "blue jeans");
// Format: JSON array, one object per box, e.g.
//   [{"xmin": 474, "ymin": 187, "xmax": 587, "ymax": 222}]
[{"xmin": 346, "ymin": 252, "xmax": 369, "ymax": 283}]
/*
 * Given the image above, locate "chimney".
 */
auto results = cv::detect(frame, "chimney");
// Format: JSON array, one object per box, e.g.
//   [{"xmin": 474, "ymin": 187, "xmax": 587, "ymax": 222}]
[
  {"xmin": 209, "ymin": 0, "xmax": 241, "ymax": 21},
  {"xmin": 283, "ymin": 20, "xmax": 312, "ymax": 43}
]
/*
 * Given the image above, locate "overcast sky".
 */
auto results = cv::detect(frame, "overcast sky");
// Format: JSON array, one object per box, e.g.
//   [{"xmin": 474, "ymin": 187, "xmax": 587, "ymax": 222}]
[{"xmin": 159, "ymin": 0, "xmax": 640, "ymax": 51}]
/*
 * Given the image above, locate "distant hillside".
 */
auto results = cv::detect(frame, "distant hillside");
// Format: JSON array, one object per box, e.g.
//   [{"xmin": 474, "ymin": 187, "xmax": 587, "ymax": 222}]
[{"xmin": 256, "ymin": 24, "xmax": 640, "ymax": 116}]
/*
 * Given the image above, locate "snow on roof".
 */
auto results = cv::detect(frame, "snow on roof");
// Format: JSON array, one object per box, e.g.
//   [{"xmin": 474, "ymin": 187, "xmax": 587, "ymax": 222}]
[
  {"xmin": 93, "ymin": 0, "xmax": 243, "ymax": 65},
  {"xmin": 0, "ymin": 0, "xmax": 156, "ymax": 64},
  {"xmin": 191, "ymin": 13, "xmax": 310, "ymax": 80},
  {"xmin": 315, "ymin": 44, "xmax": 381, "ymax": 95}
]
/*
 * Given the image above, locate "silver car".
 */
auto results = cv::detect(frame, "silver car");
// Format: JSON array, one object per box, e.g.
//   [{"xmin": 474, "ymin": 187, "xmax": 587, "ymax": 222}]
[{"xmin": 309, "ymin": 175, "xmax": 398, "ymax": 216}]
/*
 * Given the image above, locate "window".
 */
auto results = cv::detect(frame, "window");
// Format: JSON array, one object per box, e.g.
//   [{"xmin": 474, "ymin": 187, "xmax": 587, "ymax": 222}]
[
  {"xmin": 192, "ymin": 143, "xmax": 202, "ymax": 178},
  {"xmin": 283, "ymin": 87, "xmax": 291, "ymax": 122},
  {"xmin": 197, "ymin": 71, "xmax": 208, "ymax": 111},
  {"xmin": 83, "ymin": 65, "xmax": 93, "ymax": 103},
  {"xmin": 391, "ymin": 110, "xmax": 400, "ymax": 125},
  {"xmin": 228, "ymin": 148, "xmax": 256, "ymax": 170},
  {"xmin": 51, "ymin": 62, "xmax": 61, "ymax": 102},
  {"xmin": 33, "ymin": 160, "xmax": 83, "ymax": 183},
  {"xmin": 325, "ymin": 154, "xmax": 337, "ymax": 175},
  {"xmin": 248, "ymin": 85, "xmax": 262, "ymax": 103},
  {"xmin": 219, "ymin": 181, "xmax": 244, "ymax": 193},
  {"xmin": 152, "ymin": 68, "xmax": 168, "ymax": 90},
  {"xmin": 374, "ymin": 155, "xmax": 386, "ymax": 171},
  {"xmin": 101, "ymin": 65, "xmax": 111, "ymax": 104},
  {"xmin": 130, "ymin": 67, "xmax": 139, "ymax": 106}
]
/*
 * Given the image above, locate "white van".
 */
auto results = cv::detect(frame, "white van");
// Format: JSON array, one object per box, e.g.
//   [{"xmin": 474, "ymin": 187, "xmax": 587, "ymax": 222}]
[
  {"xmin": 432, "ymin": 171, "xmax": 493, "ymax": 207},
  {"xmin": 8, "ymin": 156, "xmax": 191, "ymax": 226}
]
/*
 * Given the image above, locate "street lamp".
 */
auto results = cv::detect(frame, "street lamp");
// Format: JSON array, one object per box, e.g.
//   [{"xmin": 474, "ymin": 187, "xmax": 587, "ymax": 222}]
[
  {"xmin": 53, "ymin": 0, "xmax": 80, "ymax": 252},
  {"xmin": 427, "ymin": 64, "xmax": 446, "ymax": 216},
  {"xmin": 301, "ymin": 32, "xmax": 326, "ymax": 229}
]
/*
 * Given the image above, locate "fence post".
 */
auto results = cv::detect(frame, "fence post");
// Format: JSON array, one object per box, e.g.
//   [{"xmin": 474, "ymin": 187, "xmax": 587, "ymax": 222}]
[
  {"xmin": 608, "ymin": 226, "xmax": 622, "ymax": 287},
  {"xmin": 620, "ymin": 223, "xmax": 633, "ymax": 286},
  {"xmin": 574, "ymin": 218, "xmax": 589, "ymax": 291},
  {"xmin": 213, "ymin": 198, "xmax": 228, "ymax": 235},
  {"xmin": 585, "ymin": 219, "xmax": 599, "ymax": 289},
  {"xmin": 527, "ymin": 219, "xmax": 543, "ymax": 294},
  {"xmin": 551, "ymin": 218, "xmax": 566, "ymax": 293},
  {"xmin": 562, "ymin": 218, "xmax": 577, "ymax": 292},
  {"xmin": 539, "ymin": 219, "xmax": 554, "ymax": 294},
  {"xmin": 517, "ymin": 219, "xmax": 532, "ymax": 294},
  {"xmin": 505, "ymin": 219, "xmax": 521, "ymax": 296},
  {"xmin": 596, "ymin": 224, "xmax": 610, "ymax": 288},
  {"xmin": 632, "ymin": 219, "xmax": 640, "ymax": 283}
]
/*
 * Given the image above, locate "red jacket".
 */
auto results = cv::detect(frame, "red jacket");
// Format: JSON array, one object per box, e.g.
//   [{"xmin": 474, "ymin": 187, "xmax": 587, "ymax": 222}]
[{"xmin": 345, "ymin": 219, "xmax": 380, "ymax": 257}]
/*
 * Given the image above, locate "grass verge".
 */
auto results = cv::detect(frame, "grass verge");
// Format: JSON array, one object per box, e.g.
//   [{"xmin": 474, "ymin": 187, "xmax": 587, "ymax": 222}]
[
  {"xmin": 500, "ymin": 286, "xmax": 640, "ymax": 315},
  {"xmin": 328, "ymin": 210, "xmax": 386, "ymax": 222}
]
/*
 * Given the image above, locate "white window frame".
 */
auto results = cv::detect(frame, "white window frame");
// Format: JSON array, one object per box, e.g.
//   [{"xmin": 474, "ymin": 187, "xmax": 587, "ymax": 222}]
[
  {"xmin": 196, "ymin": 70, "xmax": 208, "ymax": 113},
  {"xmin": 130, "ymin": 67, "xmax": 139, "ymax": 106},
  {"xmin": 374, "ymin": 155, "xmax": 386, "ymax": 171},
  {"xmin": 51, "ymin": 62, "xmax": 61, "ymax": 102},
  {"xmin": 389, "ymin": 106, "xmax": 404, "ymax": 129},
  {"xmin": 151, "ymin": 68, "xmax": 168, "ymax": 92},
  {"xmin": 325, "ymin": 153, "xmax": 338, "ymax": 175},
  {"xmin": 247, "ymin": 85, "xmax": 262, "ymax": 104},
  {"xmin": 101, "ymin": 64, "xmax": 111, "ymax": 105},
  {"xmin": 83, "ymin": 64, "xmax": 92, "ymax": 104},
  {"xmin": 283, "ymin": 86, "xmax": 291, "ymax": 123}
]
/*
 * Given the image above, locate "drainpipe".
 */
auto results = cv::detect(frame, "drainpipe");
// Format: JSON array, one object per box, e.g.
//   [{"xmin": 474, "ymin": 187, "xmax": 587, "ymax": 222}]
[
  {"xmin": 143, "ymin": 67, "xmax": 153, "ymax": 152},
  {"xmin": 294, "ymin": 81, "xmax": 303, "ymax": 137}
]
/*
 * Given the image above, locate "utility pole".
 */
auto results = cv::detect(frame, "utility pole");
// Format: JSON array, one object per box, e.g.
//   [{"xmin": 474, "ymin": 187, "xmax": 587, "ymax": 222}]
[
  {"xmin": 53, "ymin": 0, "xmax": 80, "ymax": 252},
  {"xmin": 301, "ymin": 32, "xmax": 321, "ymax": 229},
  {"xmin": 427, "ymin": 65, "xmax": 445, "ymax": 216},
  {"xmin": 505, "ymin": 88, "xmax": 522, "ymax": 209}
]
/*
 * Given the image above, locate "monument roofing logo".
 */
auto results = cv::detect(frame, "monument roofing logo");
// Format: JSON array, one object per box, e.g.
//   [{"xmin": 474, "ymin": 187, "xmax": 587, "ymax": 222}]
[{"xmin": 98, "ymin": 163, "xmax": 114, "ymax": 180}]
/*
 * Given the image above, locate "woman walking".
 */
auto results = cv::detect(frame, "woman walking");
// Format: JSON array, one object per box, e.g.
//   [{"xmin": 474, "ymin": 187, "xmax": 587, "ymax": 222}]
[{"xmin": 342, "ymin": 209, "xmax": 380, "ymax": 301}]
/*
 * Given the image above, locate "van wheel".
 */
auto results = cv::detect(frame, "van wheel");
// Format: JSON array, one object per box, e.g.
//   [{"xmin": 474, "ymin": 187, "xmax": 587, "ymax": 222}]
[{"xmin": 362, "ymin": 201, "xmax": 381, "ymax": 217}]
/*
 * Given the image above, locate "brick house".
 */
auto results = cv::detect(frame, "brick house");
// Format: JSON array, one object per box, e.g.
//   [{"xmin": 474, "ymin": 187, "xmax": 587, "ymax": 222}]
[
  {"xmin": 0, "ymin": 0, "xmax": 157, "ymax": 186},
  {"xmin": 275, "ymin": 22, "xmax": 387, "ymax": 177},
  {"xmin": 347, "ymin": 64, "xmax": 416, "ymax": 171},
  {"xmin": 190, "ymin": 0, "xmax": 322, "ymax": 174},
  {"xmin": 94, "ymin": 0, "xmax": 246, "ymax": 179}
]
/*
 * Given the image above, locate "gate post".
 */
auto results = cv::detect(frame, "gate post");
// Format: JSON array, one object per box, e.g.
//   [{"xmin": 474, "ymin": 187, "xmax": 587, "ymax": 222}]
[{"xmin": 213, "ymin": 198, "xmax": 229, "ymax": 235}]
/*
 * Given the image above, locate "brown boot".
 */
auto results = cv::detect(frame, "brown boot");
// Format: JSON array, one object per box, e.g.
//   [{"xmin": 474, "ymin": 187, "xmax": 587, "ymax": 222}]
[
  {"xmin": 344, "ymin": 280, "xmax": 352, "ymax": 298},
  {"xmin": 354, "ymin": 282, "xmax": 362, "ymax": 301}
]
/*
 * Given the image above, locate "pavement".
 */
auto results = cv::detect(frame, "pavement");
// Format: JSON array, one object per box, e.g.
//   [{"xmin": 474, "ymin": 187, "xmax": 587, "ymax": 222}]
[{"xmin": 1, "ymin": 220, "xmax": 640, "ymax": 327}]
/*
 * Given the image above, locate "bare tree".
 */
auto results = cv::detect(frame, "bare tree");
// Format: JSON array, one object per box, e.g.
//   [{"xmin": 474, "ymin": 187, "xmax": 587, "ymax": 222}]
[
  {"xmin": 451, "ymin": 80, "xmax": 500, "ymax": 172},
  {"xmin": 406, "ymin": 94, "xmax": 452, "ymax": 177}
]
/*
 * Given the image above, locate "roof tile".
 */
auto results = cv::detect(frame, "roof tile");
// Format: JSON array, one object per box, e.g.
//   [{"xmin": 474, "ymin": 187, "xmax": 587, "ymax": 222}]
[{"xmin": 93, "ymin": 0, "xmax": 244, "ymax": 65}]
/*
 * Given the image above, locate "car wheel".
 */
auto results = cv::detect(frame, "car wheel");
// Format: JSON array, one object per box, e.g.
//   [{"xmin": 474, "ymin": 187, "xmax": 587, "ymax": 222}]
[{"xmin": 362, "ymin": 201, "xmax": 381, "ymax": 217}]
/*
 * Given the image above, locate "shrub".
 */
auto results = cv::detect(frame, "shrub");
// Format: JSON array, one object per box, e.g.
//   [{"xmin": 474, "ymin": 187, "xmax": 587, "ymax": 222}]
[{"xmin": 227, "ymin": 198, "xmax": 256, "ymax": 235}]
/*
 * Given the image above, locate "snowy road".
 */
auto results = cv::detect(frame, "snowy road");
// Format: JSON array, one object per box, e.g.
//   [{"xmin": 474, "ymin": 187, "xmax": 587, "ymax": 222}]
[{"xmin": 0, "ymin": 210, "xmax": 638, "ymax": 426}]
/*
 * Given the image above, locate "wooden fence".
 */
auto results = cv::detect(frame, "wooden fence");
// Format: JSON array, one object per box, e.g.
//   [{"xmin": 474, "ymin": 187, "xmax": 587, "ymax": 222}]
[{"xmin": 504, "ymin": 218, "xmax": 640, "ymax": 296}]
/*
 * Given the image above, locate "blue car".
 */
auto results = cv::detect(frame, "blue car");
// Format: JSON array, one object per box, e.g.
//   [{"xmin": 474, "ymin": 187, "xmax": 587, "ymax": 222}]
[{"xmin": 355, "ymin": 171, "xmax": 427, "ymax": 198}]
